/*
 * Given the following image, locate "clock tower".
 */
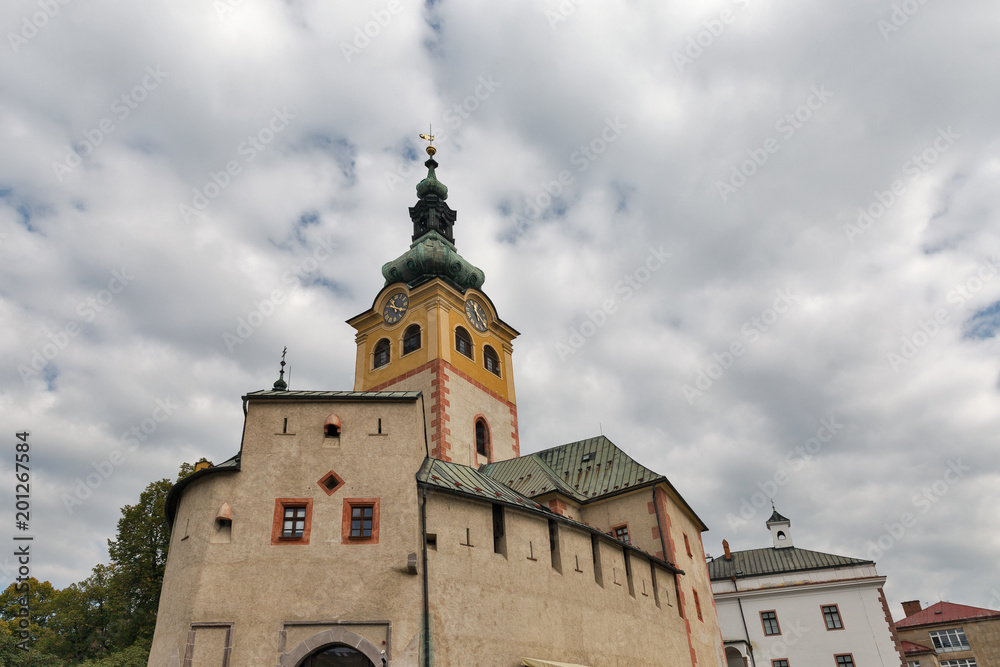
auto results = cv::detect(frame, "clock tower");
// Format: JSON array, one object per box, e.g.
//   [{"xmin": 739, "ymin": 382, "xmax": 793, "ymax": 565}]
[{"xmin": 347, "ymin": 146, "xmax": 519, "ymax": 467}]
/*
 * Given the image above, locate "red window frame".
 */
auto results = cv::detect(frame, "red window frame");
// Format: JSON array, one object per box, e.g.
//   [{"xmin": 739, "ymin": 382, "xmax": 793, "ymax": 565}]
[
  {"xmin": 270, "ymin": 498, "xmax": 313, "ymax": 545},
  {"xmin": 342, "ymin": 498, "xmax": 381, "ymax": 544},
  {"xmin": 611, "ymin": 523, "xmax": 630, "ymax": 545}
]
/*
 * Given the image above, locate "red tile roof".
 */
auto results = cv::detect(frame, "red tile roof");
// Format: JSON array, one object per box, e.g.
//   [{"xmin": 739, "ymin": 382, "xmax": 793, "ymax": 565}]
[
  {"xmin": 895, "ymin": 601, "xmax": 1000, "ymax": 628},
  {"xmin": 900, "ymin": 641, "xmax": 934, "ymax": 655}
]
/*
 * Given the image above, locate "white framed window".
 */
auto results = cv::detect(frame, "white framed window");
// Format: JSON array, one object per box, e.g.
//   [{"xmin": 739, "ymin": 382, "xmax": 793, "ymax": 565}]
[
  {"xmin": 907, "ymin": 661, "xmax": 921, "ymax": 667},
  {"xmin": 940, "ymin": 660, "xmax": 977, "ymax": 667},
  {"xmin": 930, "ymin": 628, "xmax": 970, "ymax": 652}
]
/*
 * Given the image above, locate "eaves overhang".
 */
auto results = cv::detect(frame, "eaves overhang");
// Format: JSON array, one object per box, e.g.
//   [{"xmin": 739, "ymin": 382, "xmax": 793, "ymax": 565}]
[
  {"xmin": 713, "ymin": 575, "xmax": 887, "ymax": 599},
  {"xmin": 165, "ymin": 453, "xmax": 241, "ymax": 528}
]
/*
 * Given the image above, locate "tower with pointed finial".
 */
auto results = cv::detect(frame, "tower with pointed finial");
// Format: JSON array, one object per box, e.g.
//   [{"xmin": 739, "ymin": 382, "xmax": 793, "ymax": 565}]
[
  {"xmin": 272, "ymin": 347, "xmax": 288, "ymax": 391},
  {"xmin": 766, "ymin": 507, "xmax": 794, "ymax": 548},
  {"xmin": 347, "ymin": 140, "xmax": 519, "ymax": 467}
]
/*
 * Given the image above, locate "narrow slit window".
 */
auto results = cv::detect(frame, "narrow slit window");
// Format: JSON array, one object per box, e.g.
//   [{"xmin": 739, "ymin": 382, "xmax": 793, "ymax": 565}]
[
  {"xmin": 492, "ymin": 504, "xmax": 506, "ymax": 556},
  {"xmin": 475, "ymin": 419, "xmax": 490, "ymax": 458}
]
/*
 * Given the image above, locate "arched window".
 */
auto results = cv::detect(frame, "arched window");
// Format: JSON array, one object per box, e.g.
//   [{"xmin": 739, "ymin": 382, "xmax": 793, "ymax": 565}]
[
  {"xmin": 475, "ymin": 419, "xmax": 490, "ymax": 458},
  {"xmin": 483, "ymin": 345, "xmax": 501, "ymax": 376},
  {"xmin": 324, "ymin": 414, "xmax": 342, "ymax": 438},
  {"xmin": 455, "ymin": 326, "xmax": 473, "ymax": 359},
  {"xmin": 777, "ymin": 531, "xmax": 786, "ymax": 541},
  {"xmin": 373, "ymin": 338, "xmax": 390, "ymax": 369},
  {"xmin": 403, "ymin": 324, "xmax": 421, "ymax": 354}
]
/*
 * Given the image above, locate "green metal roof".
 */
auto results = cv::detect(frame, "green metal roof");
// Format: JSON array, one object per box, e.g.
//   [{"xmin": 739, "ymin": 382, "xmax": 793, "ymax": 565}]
[
  {"xmin": 707, "ymin": 547, "xmax": 872, "ymax": 580},
  {"xmin": 418, "ymin": 457, "xmax": 683, "ymax": 574},
  {"xmin": 766, "ymin": 509, "xmax": 791, "ymax": 524},
  {"xmin": 482, "ymin": 435, "xmax": 662, "ymax": 502},
  {"xmin": 418, "ymin": 457, "xmax": 555, "ymax": 512},
  {"xmin": 244, "ymin": 390, "xmax": 421, "ymax": 401}
]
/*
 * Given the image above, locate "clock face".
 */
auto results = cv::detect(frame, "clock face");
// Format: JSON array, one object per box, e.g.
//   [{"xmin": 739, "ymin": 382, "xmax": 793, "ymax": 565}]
[
  {"xmin": 464, "ymin": 298, "xmax": 488, "ymax": 332},
  {"xmin": 382, "ymin": 292, "xmax": 408, "ymax": 325}
]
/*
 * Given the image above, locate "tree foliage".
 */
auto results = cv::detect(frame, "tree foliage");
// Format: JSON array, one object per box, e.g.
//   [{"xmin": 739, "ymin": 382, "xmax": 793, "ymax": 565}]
[{"xmin": 0, "ymin": 462, "xmax": 200, "ymax": 666}]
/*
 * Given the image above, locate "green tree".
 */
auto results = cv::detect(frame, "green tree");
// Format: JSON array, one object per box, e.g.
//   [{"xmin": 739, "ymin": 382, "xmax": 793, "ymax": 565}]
[
  {"xmin": 38, "ymin": 565, "xmax": 112, "ymax": 661},
  {"xmin": 105, "ymin": 479, "xmax": 172, "ymax": 649}
]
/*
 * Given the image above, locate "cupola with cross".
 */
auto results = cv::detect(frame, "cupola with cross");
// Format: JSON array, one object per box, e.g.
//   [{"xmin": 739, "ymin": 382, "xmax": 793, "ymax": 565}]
[{"xmin": 347, "ymin": 136, "xmax": 519, "ymax": 468}]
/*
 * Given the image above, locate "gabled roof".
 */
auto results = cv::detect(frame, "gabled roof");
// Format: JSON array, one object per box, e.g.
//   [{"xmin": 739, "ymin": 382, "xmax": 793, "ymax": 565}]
[
  {"xmin": 895, "ymin": 601, "xmax": 1000, "ymax": 628},
  {"xmin": 418, "ymin": 457, "xmax": 556, "ymax": 514},
  {"xmin": 900, "ymin": 641, "xmax": 934, "ymax": 655},
  {"xmin": 707, "ymin": 546, "xmax": 872, "ymax": 580},
  {"xmin": 418, "ymin": 457, "xmax": 683, "ymax": 575},
  {"xmin": 481, "ymin": 435, "xmax": 708, "ymax": 531},
  {"xmin": 482, "ymin": 435, "xmax": 660, "ymax": 502}
]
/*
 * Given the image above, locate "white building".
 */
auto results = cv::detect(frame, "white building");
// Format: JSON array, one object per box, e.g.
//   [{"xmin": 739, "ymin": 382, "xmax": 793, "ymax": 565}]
[{"xmin": 708, "ymin": 510, "xmax": 906, "ymax": 667}]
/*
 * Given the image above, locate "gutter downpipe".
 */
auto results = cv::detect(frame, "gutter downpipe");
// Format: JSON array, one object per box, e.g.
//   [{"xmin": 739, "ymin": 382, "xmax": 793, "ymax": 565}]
[
  {"xmin": 736, "ymin": 596, "xmax": 756, "ymax": 667},
  {"xmin": 421, "ymin": 486, "xmax": 431, "ymax": 667}
]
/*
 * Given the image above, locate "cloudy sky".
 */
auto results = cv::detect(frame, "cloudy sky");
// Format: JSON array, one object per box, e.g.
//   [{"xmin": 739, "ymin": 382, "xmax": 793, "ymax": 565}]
[{"xmin": 2, "ymin": 0, "xmax": 999, "ymax": 620}]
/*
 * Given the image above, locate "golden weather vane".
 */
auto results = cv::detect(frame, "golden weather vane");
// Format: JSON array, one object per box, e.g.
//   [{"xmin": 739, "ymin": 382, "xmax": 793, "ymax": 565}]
[{"xmin": 419, "ymin": 125, "xmax": 436, "ymax": 156}]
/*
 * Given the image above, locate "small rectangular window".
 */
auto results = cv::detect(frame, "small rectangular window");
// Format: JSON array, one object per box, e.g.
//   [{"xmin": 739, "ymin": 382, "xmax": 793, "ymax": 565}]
[
  {"xmin": 772, "ymin": 661, "xmax": 789, "ymax": 667},
  {"xmin": 271, "ymin": 498, "xmax": 312, "ymax": 545},
  {"xmin": 350, "ymin": 505, "xmax": 373, "ymax": 538},
  {"xmin": 612, "ymin": 524, "xmax": 630, "ymax": 545},
  {"xmin": 283, "ymin": 506, "xmax": 306, "ymax": 538},
  {"xmin": 684, "ymin": 533, "xmax": 693, "ymax": 557},
  {"xmin": 761, "ymin": 610, "xmax": 781, "ymax": 635},
  {"xmin": 835, "ymin": 655, "xmax": 855, "ymax": 667},
  {"xmin": 822, "ymin": 604, "xmax": 843, "ymax": 630},
  {"xmin": 693, "ymin": 589, "xmax": 702, "ymax": 620},
  {"xmin": 342, "ymin": 498, "xmax": 380, "ymax": 544}
]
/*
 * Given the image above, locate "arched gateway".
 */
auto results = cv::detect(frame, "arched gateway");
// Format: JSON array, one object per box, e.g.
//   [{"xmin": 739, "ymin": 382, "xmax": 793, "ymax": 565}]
[
  {"xmin": 280, "ymin": 628, "xmax": 384, "ymax": 667},
  {"xmin": 300, "ymin": 644, "xmax": 375, "ymax": 666}
]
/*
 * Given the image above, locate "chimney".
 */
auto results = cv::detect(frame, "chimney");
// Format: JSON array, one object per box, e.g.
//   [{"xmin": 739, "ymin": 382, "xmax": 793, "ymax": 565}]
[
  {"xmin": 902, "ymin": 600, "xmax": 922, "ymax": 617},
  {"xmin": 723, "ymin": 539, "xmax": 732, "ymax": 560}
]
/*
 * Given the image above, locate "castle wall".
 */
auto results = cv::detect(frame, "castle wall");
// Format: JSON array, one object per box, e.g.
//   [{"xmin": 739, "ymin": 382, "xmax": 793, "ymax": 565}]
[{"xmin": 423, "ymin": 491, "xmax": 692, "ymax": 666}]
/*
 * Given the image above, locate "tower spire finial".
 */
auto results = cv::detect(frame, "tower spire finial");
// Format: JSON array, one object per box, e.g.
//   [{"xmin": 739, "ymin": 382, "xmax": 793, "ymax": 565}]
[
  {"xmin": 419, "ymin": 125, "xmax": 436, "ymax": 157},
  {"xmin": 272, "ymin": 347, "xmax": 288, "ymax": 391}
]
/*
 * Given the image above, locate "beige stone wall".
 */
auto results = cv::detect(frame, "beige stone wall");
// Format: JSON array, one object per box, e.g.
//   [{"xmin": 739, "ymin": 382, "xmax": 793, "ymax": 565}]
[
  {"xmin": 896, "ymin": 617, "xmax": 1000, "ymax": 667},
  {"xmin": 424, "ymin": 491, "xmax": 692, "ymax": 666},
  {"xmin": 575, "ymin": 485, "xmax": 726, "ymax": 667},
  {"xmin": 148, "ymin": 397, "xmax": 428, "ymax": 667}
]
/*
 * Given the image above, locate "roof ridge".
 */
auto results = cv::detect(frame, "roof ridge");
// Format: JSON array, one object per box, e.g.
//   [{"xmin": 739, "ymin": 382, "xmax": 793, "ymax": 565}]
[{"xmin": 720, "ymin": 545, "xmax": 871, "ymax": 561}]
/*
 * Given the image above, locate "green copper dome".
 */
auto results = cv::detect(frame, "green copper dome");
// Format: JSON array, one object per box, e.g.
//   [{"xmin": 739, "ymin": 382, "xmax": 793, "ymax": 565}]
[
  {"xmin": 415, "ymin": 158, "xmax": 449, "ymax": 200},
  {"xmin": 380, "ymin": 150, "xmax": 484, "ymax": 292},
  {"xmin": 382, "ymin": 231, "xmax": 484, "ymax": 292}
]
